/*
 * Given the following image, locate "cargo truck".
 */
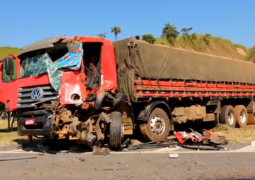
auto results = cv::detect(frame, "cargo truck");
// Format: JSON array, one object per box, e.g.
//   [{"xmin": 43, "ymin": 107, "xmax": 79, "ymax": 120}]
[{"xmin": 3, "ymin": 36, "xmax": 255, "ymax": 150}]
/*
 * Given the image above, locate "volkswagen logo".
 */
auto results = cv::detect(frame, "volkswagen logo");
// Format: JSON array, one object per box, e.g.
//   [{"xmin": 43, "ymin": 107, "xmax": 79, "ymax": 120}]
[{"xmin": 31, "ymin": 88, "xmax": 43, "ymax": 100}]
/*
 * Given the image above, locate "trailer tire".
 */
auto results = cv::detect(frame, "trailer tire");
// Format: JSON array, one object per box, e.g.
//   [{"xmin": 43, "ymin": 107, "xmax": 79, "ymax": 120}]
[
  {"xmin": 109, "ymin": 111, "xmax": 122, "ymax": 151},
  {"xmin": 139, "ymin": 108, "xmax": 170, "ymax": 141},
  {"xmin": 235, "ymin": 105, "xmax": 248, "ymax": 128},
  {"xmin": 220, "ymin": 105, "xmax": 236, "ymax": 128}
]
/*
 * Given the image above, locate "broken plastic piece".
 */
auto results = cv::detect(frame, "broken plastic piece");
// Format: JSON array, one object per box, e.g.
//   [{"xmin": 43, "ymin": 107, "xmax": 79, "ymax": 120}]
[{"xmin": 169, "ymin": 153, "xmax": 179, "ymax": 158}]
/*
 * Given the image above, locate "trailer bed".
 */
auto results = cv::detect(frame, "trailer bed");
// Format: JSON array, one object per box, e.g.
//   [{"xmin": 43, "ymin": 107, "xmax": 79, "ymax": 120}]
[{"xmin": 134, "ymin": 78, "xmax": 255, "ymax": 99}]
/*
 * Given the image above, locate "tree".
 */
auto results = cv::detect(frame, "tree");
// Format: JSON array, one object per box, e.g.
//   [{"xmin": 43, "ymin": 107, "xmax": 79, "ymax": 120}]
[
  {"xmin": 97, "ymin": 32, "xmax": 107, "ymax": 38},
  {"xmin": 161, "ymin": 23, "xmax": 180, "ymax": 44},
  {"xmin": 111, "ymin": 26, "xmax": 122, "ymax": 41},
  {"xmin": 135, "ymin": 35, "xmax": 140, "ymax": 40},
  {"xmin": 190, "ymin": 33, "xmax": 197, "ymax": 40},
  {"xmin": 142, "ymin": 34, "xmax": 156, "ymax": 44},
  {"xmin": 181, "ymin": 27, "xmax": 193, "ymax": 36},
  {"xmin": 203, "ymin": 33, "xmax": 211, "ymax": 45}
]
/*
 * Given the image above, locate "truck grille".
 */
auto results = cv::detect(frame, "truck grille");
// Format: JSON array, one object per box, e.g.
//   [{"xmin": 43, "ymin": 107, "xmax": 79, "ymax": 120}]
[{"xmin": 17, "ymin": 85, "xmax": 58, "ymax": 109}]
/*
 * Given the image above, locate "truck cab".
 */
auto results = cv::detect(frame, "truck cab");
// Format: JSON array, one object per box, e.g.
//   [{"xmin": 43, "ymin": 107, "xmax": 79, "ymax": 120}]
[{"xmin": 4, "ymin": 36, "xmax": 130, "ymax": 150}]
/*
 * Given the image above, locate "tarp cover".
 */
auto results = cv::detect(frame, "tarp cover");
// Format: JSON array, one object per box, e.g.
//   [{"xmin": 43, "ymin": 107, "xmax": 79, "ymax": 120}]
[{"xmin": 113, "ymin": 37, "xmax": 255, "ymax": 100}]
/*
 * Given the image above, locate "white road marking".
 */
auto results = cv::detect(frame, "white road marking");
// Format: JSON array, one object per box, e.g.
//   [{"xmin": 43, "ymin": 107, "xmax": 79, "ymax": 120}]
[
  {"xmin": 235, "ymin": 145, "xmax": 255, "ymax": 152},
  {"xmin": 109, "ymin": 145, "xmax": 255, "ymax": 154}
]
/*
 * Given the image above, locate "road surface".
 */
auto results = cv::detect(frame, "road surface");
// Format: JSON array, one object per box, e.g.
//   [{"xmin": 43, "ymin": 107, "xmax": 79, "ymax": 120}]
[{"xmin": 0, "ymin": 143, "xmax": 255, "ymax": 180}]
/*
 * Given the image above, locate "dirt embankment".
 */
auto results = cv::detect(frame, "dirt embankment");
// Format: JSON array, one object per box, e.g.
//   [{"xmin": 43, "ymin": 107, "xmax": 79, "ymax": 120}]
[{"xmin": 154, "ymin": 35, "xmax": 253, "ymax": 61}]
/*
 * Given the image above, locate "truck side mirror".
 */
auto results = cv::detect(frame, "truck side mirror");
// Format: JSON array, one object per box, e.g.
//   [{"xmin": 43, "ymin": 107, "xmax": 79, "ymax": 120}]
[{"xmin": 4, "ymin": 57, "xmax": 14, "ymax": 76}]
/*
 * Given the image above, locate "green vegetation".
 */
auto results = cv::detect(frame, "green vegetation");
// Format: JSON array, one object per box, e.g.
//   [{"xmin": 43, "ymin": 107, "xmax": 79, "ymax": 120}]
[
  {"xmin": 97, "ymin": 32, "xmax": 107, "ymax": 38},
  {"xmin": 139, "ymin": 23, "xmax": 252, "ymax": 61},
  {"xmin": 0, "ymin": 46, "xmax": 20, "ymax": 58},
  {"xmin": 246, "ymin": 46, "xmax": 255, "ymax": 62},
  {"xmin": 0, "ymin": 23, "xmax": 254, "ymax": 64},
  {"xmin": 99, "ymin": 24, "xmax": 254, "ymax": 61},
  {"xmin": 142, "ymin": 34, "xmax": 156, "ymax": 44},
  {"xmin": 111, "ymin": 26, "xmax": 122, "ymax": 41}
]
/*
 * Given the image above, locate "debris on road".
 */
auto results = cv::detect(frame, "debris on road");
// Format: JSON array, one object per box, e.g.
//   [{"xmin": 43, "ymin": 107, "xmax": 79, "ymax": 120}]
[
  {"xmin": 173, "ymin": 128, "xmax": 228, "ymax": 151},
  {"xmin": 72, "ymin": 157, "xmax": 85, "ymax": 163},
  {"xmin": 125, "ymin": 140, "xmax": 178, "ymax": 150},
  {"xmin": 251, "ymin": 140, "xmax": 255, "ymax": 147},
  {"xmin": 169, "ymin": 153, "xmax": 179, "ymax": 159},
  {"xmin": 92, "ymin": 146, "xmax": 110, "ymax": 155},
  {"xmin": 180, "ymin": 144, "xmax": 225, "ymax": 151}
]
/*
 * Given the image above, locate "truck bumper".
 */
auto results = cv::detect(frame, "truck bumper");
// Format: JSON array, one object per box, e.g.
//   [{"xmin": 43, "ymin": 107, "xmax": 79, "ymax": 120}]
[{"xmin": 17, "ymin": 110, "xmax": 54, "ymax": 136}]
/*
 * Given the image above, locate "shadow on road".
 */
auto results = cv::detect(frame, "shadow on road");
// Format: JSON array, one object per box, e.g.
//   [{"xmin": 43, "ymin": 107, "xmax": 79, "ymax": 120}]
[
  {"xmin": 11, "ymin": 138, "xmax": 92, "ymax": 155},
  {"xmin": 0, "ymin": 127, "xmax": 17, "ymax": 132}
]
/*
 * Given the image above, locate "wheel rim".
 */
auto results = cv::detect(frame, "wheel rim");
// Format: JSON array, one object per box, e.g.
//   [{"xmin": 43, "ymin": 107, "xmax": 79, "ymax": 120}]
[
  {"xmin": 239, "ymin": 110, "xmax": 246, "ymax": 124},
  {"xmin": 150, "ymin": 115, "xmax": 166, "ymax": 136},
  {"xmin": 227, "ymin": 111, "xmax": 235, "ymax": 125}
]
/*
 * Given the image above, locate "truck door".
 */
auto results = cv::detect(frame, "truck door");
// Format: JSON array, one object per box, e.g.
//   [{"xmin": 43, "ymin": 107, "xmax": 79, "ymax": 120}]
[{"xmin": 0, "ymin": 56, "xmax": 19, "ymax": 105}]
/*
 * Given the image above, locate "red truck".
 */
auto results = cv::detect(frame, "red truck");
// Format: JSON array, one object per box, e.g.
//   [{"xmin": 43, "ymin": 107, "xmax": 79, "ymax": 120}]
[{"xmin": 3, "ymin": 36, "xmax": 255, "ymax": 150}]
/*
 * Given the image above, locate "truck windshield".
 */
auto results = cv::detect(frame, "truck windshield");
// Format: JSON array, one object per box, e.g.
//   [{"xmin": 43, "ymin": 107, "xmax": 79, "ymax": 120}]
[{"xmin": 19, "ymin": 53, "xmax": 50, "ymax": 78}]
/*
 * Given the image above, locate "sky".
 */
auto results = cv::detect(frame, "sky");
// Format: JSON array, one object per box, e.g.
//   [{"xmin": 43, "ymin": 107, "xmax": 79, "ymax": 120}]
[{"xmin": 0, "ymin": 0, "xmax": 254, "ymax": 48}]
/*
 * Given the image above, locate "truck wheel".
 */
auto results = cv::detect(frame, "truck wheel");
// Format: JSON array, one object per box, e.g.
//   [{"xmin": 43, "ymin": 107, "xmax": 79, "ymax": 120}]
[
  {"xmin": 139, "ymin": 108, "xmax": 170, "ymax": 141},
  {"xmin": 235, "ymin": 105, "xmax": 248, "ymax": 128},
  {"xmin": 109, "ymin": 111, "xmax": 123, "ymax": 151},
  {"xmin": 220, "ymin": 105, "xmax": 236, "ymax": 128}
]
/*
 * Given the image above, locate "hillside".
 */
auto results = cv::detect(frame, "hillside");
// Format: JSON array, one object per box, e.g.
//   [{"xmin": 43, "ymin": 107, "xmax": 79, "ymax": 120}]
[
  {"xmin": 154, "ymin": 35, "xmax": 252, "ymax": 61},
  {"xmin": 0, "ymin": 46, "xmax": 20, "ymax": 58},
  {"xmin": 247, "ymin": 46, "xmax": 255, "ymax": 62},
  {"xmin": 0, "ymin": 35, "xmax": 254, "ymax": 61}
]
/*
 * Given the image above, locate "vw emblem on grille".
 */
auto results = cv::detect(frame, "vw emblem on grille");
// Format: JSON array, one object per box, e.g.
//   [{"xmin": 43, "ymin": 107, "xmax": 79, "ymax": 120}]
[{"xmin": 31, "ymin": 88, "xmax": 43, "ymax": 100}]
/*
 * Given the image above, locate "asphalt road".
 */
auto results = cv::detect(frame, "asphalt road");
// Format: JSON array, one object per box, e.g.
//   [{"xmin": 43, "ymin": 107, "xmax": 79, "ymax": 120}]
[{"xmin": 1, "ymin": 147, "xmax": 255, "ymax": 180}]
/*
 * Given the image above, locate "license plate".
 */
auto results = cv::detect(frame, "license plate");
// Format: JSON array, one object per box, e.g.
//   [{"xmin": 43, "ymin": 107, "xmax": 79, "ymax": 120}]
[{"xmin": 25, "ymin": 119, "xmax": 35, "ymax": 125}]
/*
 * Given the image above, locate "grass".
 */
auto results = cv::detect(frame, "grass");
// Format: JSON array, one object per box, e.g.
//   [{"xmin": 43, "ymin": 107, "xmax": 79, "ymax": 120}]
[
  {"xmin": 0, "ymin": 120, "xmax": 28, "ymax": 145},
  {"xmin": 154, "ymin": 34, "xmax": 253, "ymax": 61},
  {"xmin": 246, "ymin": 46, "xmax": 255, "ymax": 61},
  {"xmin": 0, "ymin": 46, "xmax": 20, "ymax": 58},
  {"xmin": 210, "ymin": 124, "xmax": 255, "ymax": 143}
]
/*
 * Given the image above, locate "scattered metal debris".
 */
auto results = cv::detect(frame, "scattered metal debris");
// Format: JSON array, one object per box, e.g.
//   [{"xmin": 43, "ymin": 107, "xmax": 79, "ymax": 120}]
[
  {"xmin": 173, "ymin": 128, "xmax": 228, "ymax": 150},
  {"xmin": 126, "ymin": 140, "xmax": 178, "ymax": 150},
  {"xmin": 72, "ymin": 157, "xmax": 85, "ymax": 163}
]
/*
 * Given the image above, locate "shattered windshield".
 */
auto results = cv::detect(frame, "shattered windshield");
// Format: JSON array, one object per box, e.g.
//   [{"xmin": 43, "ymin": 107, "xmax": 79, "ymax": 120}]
[
  {"xmin": 20, "ymin": 53, "xmax": 50, "ymax": 78},
  {"xmin": 18, "ymin": 43, "xmax": 84, "ymax": 92}
]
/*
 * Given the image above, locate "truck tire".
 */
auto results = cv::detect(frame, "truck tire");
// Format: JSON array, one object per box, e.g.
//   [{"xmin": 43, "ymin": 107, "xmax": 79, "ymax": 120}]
[
  {"xmin": 109, "ymin": 111, "xmax": 122, "ymax": 151},
  {"xmin": 139, "ymin": 108, "xmax": 170, "ymax": 141},
  {"xmin": 220, "ymin": 105, "xmax": 236, "ymax": 128},
  {"xmin": 235, "ymin": 105, "xmax": 248, "ymax": 128}
]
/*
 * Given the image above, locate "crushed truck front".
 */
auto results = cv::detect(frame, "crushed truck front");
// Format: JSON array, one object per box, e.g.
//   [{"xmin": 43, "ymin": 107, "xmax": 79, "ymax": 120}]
[{"xmin": 5, "ymin": 36, "xmax": 130, "ymax": 151}]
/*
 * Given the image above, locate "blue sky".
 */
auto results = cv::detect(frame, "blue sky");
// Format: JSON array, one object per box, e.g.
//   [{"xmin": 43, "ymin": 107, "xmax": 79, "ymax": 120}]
[{"xmin": 0, "ymin": 0, "xmax": 254, "ymax": 48}]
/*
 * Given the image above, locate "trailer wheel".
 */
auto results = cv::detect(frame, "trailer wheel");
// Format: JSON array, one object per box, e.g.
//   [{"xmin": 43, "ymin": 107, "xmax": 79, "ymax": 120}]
[
  {"xmin": 109, "ymin": 111, "xmax": 123, "ymax": 151},
  {"xmin": 139, "ymin": 108, "xmax": 170, "ymax": 141},
  {"xmin": 235, "ymin": 105, "xmax": 248, "ymax": 128},
  {"xmin": 220, "ymin": 105, "xmax": 236, "ymax": 128}
]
